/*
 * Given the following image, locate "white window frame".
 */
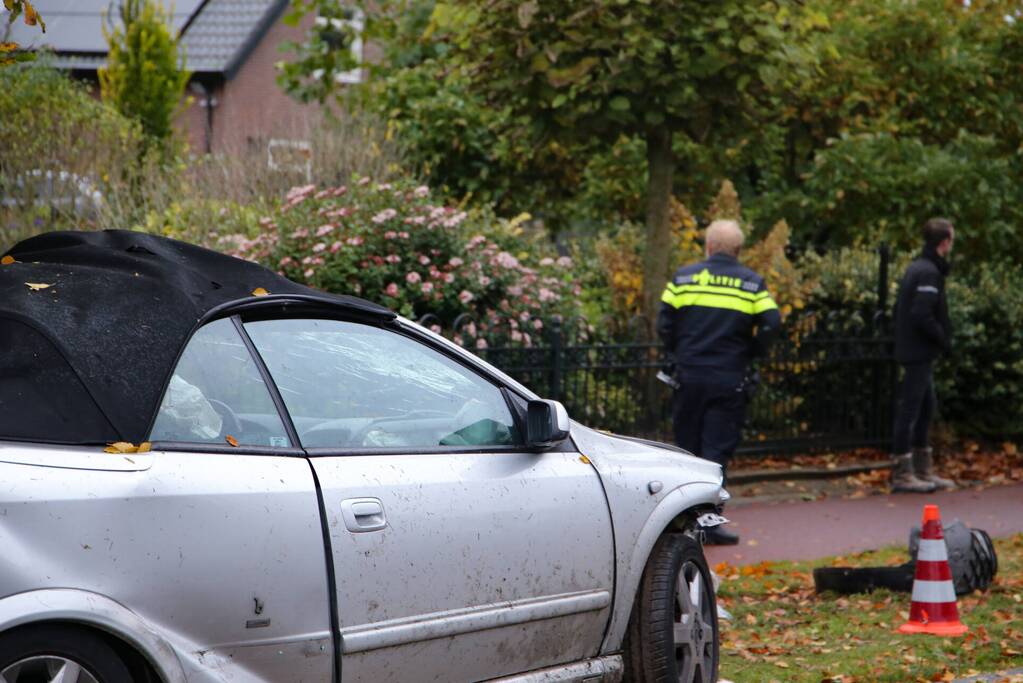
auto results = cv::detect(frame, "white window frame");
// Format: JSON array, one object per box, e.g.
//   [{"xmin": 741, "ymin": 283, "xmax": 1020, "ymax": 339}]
[
  {"xmin": 310, "ymin": 7, "xmax": 365, "ymax": 85},
  {"xmin": 267, "ymin": 139, "xmax": 313, "ymax": 182}
]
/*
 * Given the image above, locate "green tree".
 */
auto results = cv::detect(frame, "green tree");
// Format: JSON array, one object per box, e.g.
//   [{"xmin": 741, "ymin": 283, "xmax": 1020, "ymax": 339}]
[
  {"xmin": 276, "ymin": 0, "xmax": 1023, "ymax": 280},
  {"xmin": 98, "ymin": 0, "xmax": 189, "ymax": 142},
  {"xmin": 761, "ymin": 131, "xmax": 1023, "ymax": 262},
  {"xmin": 277, "ymin": 0, "xmax": 367, "ymax": 104},
  {"xmin": 277, "ymin": 1, "xmax": 579, "ymax": 219},
  {"xmin": 425, "ymin": 1, "xmax": 821, "ymax": 328},
  {"xmin": 744, "ymin": 0, "xmax": 1023, "ymax": 261}
]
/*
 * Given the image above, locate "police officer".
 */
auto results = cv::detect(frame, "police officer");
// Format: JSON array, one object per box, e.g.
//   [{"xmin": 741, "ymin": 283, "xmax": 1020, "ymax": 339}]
[
  {"xmin": 890, "ymin": 218, "xmax": 956, "ymax": 493},
  {"xmin": 657, "ymin": 219, "xmax": 781, "ymax": 545}
]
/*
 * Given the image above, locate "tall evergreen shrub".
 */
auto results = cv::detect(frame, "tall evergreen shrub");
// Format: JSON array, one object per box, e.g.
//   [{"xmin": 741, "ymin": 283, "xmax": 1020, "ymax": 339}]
[{"xmin": 99, "ymin": 0, "xmax": 189, "ymax": 142}]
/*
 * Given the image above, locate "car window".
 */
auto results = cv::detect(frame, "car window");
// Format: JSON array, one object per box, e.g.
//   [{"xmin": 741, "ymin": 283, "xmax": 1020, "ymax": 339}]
[
  {"xmin": 150, "ymin": 318, "xmax": 291, "ymax": 447},
  {"xmin": 244, "ymin": 319, "xmax": 522, "ymax": 449}
]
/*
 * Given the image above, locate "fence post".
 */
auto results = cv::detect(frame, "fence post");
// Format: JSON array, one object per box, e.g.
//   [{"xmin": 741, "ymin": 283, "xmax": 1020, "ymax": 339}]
[
  {"xmin": 875, "ymin": 241, "xmax": 894, "ymax": 448},
  {"xmin": 549, "ymin": 317, "xmax": 563, "ymax": 401},
  {"xmin": 876, "ymin": 242, "xmax": 890, "ymax": 332}
]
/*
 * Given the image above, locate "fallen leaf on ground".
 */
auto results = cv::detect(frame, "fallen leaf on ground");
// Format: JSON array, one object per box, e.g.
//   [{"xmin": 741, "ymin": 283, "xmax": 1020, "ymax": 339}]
[{"xmin": 25, "ymin": 282, "xmax": 52, "ymax": 291}]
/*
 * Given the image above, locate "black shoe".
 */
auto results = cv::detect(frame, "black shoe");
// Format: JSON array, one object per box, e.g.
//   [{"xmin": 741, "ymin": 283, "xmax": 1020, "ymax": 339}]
[{"xmin": 703, "ymin": 526, "xmax": 740, "ymax": 546}]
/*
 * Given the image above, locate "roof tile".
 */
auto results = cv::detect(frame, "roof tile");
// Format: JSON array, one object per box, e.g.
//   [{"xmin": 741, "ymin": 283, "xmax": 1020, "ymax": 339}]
[{"xmin": 9, "ymin": 0, "xmax": 288, "ymax": 75}]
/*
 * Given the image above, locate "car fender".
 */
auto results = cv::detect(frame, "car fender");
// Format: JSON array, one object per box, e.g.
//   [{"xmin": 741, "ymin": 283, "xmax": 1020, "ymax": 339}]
[
  {"xmin": 567, "ymin": 423, "xmax": 726, "ymax": 654},
  {"xmin": 601, "ymin": 480, "xmax": 722, "ymax": 653},
  {"xmin": 0, "ymin": 588, "xmax": 187, "ymax": 682}
]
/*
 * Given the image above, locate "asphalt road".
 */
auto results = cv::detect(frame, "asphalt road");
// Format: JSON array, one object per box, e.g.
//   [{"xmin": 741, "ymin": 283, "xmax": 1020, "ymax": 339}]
[{"xmin": 705, "ymin": 481, "xmax": 1023, "ymax": 566}]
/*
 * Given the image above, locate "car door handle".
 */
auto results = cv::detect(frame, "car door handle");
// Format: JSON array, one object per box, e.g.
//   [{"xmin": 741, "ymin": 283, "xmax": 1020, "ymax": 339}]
[{"xmin": 341, "ymin": 497, "xmax": 387, "ymax": 533}]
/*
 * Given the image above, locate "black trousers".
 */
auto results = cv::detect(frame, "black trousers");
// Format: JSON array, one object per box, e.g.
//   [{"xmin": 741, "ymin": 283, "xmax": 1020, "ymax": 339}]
[
  {"xmin": 672, "ymin": 373, "xmax": 746, "ymax": 472},
  {"xmin": 892, "ymin": 361, "xmax": 936, "ymax": 455}
]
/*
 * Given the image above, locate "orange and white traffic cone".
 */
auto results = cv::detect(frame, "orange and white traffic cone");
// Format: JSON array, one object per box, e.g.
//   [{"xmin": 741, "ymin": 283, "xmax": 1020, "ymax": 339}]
[{"xmin": 898, "ymin": 504, "xmax": 968, "ymax": 636}]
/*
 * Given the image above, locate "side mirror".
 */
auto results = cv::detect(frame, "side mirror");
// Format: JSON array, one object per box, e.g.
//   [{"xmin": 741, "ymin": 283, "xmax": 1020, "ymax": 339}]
[{"xmin": 526, "ymin": 399, "xmax": 570, "ymax": 450}]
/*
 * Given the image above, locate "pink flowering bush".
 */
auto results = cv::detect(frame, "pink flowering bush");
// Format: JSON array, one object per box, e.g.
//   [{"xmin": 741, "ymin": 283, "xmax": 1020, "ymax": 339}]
[{"xmin": 222, "ymin": 176, "xmax": 579, "ymax": 347}]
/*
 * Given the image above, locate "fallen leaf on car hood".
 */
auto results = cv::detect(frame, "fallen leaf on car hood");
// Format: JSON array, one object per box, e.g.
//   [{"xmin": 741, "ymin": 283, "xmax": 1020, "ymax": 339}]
[
  {"xmin": 1, "ymin": 255, "xmax": 15, "ymax": 265},
  {"xmin": 25, "ymin": 282, "xmax": 52, "ymax": 291},
  {"xmin": 252, "ymin": 287, "xmax": 270, "ymax": 296},
  {"xmin": 103, "ymin": 441, "xmax": 151, "ymax": 454}
]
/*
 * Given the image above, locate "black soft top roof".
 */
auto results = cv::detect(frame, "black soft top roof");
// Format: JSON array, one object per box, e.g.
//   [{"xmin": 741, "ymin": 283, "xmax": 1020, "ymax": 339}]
[{"xmin": 0, "ymin": 230, "xmax": 394, "ymax": 444}]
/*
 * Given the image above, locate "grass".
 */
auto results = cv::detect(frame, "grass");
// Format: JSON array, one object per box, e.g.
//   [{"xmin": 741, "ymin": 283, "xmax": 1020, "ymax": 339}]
[{"xmin": 716, "ymin": 534, "xmax": 1023, "ymax": 682}]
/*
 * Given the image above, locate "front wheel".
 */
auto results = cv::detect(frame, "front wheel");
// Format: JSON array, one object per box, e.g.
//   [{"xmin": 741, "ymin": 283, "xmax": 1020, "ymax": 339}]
[
  {"xmin": 625, "ymin": 533, "xmax": 719, "ymax": 683},
  {"xmin": 0, "ymin": 624, "xmax": 132, "ymax": 683}
]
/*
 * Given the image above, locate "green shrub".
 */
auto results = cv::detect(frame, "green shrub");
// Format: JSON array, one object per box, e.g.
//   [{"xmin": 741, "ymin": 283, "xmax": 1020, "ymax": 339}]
[
  {"xmin": 798, "ymin": 246, "xmax": 909, "ymax": 333},
  {"xmin": 221, "ymin": 175, "xmax": 581, "ymax": 347},
  {"xmin": 758, "ymin": 132, "xmax": 1023, "ymax": 265},
  {"xmin": 799, "ymin": 246, "xmax": 1023, "ymax": 438},
  {"xmin": 104, "ymin": 113, "xmax": 403, "ymax": 236},
  {"xmin": 135, "ymin": 198, "xmax": 267, "ymax": 246},
  {"xmin": 0, "ymin": 61, "xmax": 145, "ymax": 247},
  {"xmin": 939, "ymin": 263, "xmax": 1023, "ymax": 437},
  {"xmin": 99, "ymin": 0, "xmax": 189, "ymax": 142}
]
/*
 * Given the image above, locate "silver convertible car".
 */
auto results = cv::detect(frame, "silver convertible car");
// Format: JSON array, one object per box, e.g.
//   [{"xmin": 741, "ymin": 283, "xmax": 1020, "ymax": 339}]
[{"xmin": 0, "ymin": 231, "xmax": 729, "ymax": 683}]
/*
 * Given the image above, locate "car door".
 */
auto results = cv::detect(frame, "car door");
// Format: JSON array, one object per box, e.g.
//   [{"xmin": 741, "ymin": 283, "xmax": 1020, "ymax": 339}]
[
  {"xmin": 0, "ymin": 317, "xmax": 335, "ymax": 683},
  {"xmin": 143, "ymin": 317, "xmax": 336, "ymax": 681},
  {"xmin": 246, "ymin": 318, "xmax": 615, "ymax": 683}
]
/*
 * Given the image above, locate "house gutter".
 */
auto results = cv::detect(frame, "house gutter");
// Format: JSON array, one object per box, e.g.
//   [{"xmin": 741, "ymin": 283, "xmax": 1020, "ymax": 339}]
[{"xmin": 189, "ymin": 79, "xmax": 217, "ymax": 154}]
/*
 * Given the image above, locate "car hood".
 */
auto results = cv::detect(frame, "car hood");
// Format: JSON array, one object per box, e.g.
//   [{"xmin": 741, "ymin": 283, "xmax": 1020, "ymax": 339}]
[{"xmin": 570, "ymin": 421, "xmax": 723, "ymax": 488}]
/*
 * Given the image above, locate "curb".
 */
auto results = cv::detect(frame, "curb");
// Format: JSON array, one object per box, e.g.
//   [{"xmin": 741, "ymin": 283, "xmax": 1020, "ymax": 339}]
[
  {"xmin": 953, "ymin": 669, "xmax": 1023, "ymax": 682},
  {"xmin": 728, "ymin": 492, "xmax": 828, "ymax": 507},
  {"xmin": 729, "ymin": 461, "xmax": 893, "ymax": 484}
]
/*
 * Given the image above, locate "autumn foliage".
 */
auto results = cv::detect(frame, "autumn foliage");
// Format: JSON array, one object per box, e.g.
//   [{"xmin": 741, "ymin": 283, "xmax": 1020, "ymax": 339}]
[
  {"xmin": 594, "ymin": 180, "xmax": 811, "ymax": 329},
  {"xmin": 1, "ymin": 0, "xmax": 44, "ymax": 66},
  {"xmin": 715, "ymin": 534, "xmax": 1023, "ymax": 682}
]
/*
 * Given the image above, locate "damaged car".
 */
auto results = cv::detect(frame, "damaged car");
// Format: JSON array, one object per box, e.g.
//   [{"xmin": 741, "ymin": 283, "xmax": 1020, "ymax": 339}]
[{"xmin": 0, "ymin": 230, "xmax": 729, "ymax": 683}]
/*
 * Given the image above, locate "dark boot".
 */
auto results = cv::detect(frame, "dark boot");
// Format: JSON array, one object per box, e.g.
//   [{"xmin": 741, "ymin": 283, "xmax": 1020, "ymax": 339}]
[
  {"xmin": 704, "ymin": 525, "xmax": 740, "ymax": 546},
  {"xmin": 913, "ymin": 447, "xmax": 955, "ymax": 490},
  {"xmin": 891, "ymin": 453, "xmax": 937, "ymax": 494}
]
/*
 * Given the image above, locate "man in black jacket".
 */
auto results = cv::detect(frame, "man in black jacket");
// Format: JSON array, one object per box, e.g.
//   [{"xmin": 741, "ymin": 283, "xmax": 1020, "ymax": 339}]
[
  {"xmin": 657, "ymin": 219, "xmax": 782, "ymax": 544},
  {"xmin": 891, "ymin": 218, "xmax": 956, "ymax": 493}
]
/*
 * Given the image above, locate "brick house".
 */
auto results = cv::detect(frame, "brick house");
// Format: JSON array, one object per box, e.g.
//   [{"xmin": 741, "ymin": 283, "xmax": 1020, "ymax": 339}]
[{"xmin": 9, "ymin": 0, "xmax": 361, "ymax": 156}]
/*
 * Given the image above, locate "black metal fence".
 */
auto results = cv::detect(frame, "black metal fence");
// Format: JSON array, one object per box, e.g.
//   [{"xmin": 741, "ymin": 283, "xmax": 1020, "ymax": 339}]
[
  {"xmin": 421, "ymin": 245, "xmax": 898, "ymax": 457},
  {"xmin": 462, "ymin": 320, "xmax": 896, "ymax": 456}
]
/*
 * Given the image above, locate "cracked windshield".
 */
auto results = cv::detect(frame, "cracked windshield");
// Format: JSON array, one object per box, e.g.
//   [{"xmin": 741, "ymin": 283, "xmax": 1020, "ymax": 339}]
[{"xmin": 245, "ymin": 318, "xmax": 520, "ymax": 449}]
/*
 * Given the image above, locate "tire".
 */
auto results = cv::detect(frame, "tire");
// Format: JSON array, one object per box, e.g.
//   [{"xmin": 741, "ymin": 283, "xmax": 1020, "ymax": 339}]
[
  {"xmin": 0, "ymin": 624, "xmax": 133, "ymax": 683},
  {"xmin": 625, "ymin": 533, "xmax": 719, "ymax": 683},
  {"xmin": 969, "ymin": 528, "xmax": 997, "ymax": 592}
]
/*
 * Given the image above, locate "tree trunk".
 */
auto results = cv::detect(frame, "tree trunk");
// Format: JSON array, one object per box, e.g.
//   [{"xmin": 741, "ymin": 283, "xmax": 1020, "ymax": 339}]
[{"xmin": 641, "ymin": 125, "xmax": 676, "ymax": 338}]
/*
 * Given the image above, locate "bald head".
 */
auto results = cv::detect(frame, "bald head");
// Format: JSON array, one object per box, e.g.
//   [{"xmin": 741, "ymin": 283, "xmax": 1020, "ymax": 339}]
[{"xmin": 705, "ymin": 219, "xmax": 744, "ymax": 258}]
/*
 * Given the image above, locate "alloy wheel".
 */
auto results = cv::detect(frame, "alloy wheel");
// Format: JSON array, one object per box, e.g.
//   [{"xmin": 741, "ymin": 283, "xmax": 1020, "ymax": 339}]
[
  {"xmin": 0, "ymin": 656, "xmax": 100, "ymax": 683},
  {"xmin": 673, "ymin": 560, "xmax": 716, "ymax": 683}
]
